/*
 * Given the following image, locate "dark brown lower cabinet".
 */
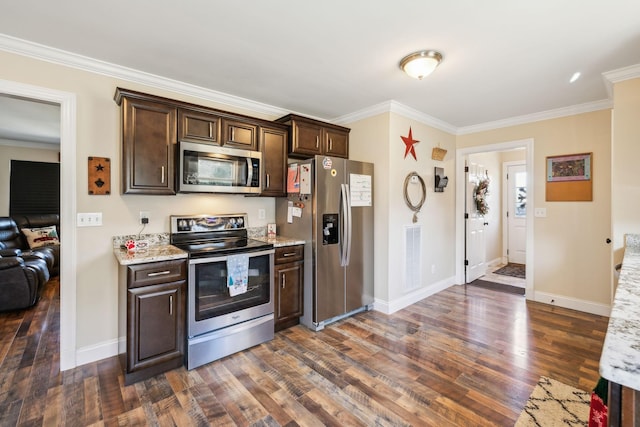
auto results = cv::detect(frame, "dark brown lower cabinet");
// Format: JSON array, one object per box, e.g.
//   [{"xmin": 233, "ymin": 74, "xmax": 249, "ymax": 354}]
[
  {"xmin": 122, "ymin": 259, "xmax": 186, "ymax": 385},
  {"xmin": 274, "ymin": 245, "xmax": 304, "ymax": 331}
]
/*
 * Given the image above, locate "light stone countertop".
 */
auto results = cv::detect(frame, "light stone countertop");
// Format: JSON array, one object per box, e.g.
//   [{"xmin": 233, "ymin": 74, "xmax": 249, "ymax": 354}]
[
  {"xmin": 113, "ymin": 244, "xmax": 187, "ymax": 266},
  {"xmin": 252, "ymin": 235, "xmax": 306, "ymax": 247},
  {"xmin": 599, "ymin": 234, "xmax": 640, "ymax": 391}
]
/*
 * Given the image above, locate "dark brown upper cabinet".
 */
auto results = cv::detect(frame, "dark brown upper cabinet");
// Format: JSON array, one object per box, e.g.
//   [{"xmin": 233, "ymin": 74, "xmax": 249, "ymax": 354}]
[
  {"xmin": 177, "ymin": 108, "xmax": 221, "ymax": 145},
  {"xmin": 115, "ymin": 88, "xmax": 293, "ymax": 196},
  {"xmin": 222, "ymin": 119, "xmax": 258, "ymax": 150},
  {"xmin": 259, "ymin": 125, "xmax": 288, "ymax": 197},
  {"xmin": 115, "ymin": 90, "xmax": 177, "ymax": 195},
  {"xmin": 276, "ymin": 114, "xmax": 350, "ymax": 159}
]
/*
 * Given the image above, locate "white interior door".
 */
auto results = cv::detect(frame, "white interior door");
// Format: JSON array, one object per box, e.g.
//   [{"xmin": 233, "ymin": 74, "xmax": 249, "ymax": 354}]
[
  {"xmin": 507, "ymin": 163, "xmax": 527, "ymax": 264},
  {"xmin": 465, "ymin": 162, "xmax": 487, "ymax": 283}
]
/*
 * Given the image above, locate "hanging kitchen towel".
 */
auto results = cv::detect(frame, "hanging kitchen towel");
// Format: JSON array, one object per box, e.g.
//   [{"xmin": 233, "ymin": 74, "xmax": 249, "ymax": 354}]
[{"xmin": 227, "ymin": 254, "xmax": 249, "ymax": 296}]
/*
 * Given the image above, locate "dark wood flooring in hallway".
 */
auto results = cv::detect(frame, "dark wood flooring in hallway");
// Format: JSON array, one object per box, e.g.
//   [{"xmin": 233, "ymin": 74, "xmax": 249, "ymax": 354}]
[{"xmin": 0, "ymin": 277, "xmax": 609, "ymax": 426}]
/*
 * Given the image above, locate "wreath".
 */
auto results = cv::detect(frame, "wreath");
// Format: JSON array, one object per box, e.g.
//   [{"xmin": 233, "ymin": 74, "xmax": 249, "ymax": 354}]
[{"xmin": 474, "ymin": 178, "xmax": 490, "ymax": 216}]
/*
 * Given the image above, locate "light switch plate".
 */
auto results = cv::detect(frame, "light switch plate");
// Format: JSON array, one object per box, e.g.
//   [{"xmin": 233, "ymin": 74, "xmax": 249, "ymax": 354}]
[
  {"xmin": 77, "ymin": 212, "xmax": 103, "ymax": 227},
  {"xmin": 534, "ymin": 208, "xmax": 547, "ymax": 218}
]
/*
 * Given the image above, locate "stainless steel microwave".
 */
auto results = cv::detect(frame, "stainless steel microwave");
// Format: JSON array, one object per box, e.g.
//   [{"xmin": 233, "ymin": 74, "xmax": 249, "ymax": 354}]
[{"xmin": 178, "ymin": 141, "xmax": 262, "ymax": 194}]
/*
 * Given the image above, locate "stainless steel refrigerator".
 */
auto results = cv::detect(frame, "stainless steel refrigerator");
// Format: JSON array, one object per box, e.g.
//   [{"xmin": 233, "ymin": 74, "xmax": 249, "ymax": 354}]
[{"xmin": 276, "ymin": 155, "xmax": 374, "ymax": 331}]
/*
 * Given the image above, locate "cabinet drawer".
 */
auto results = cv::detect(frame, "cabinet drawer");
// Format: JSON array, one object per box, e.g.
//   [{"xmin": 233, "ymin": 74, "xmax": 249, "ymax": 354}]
[
  {"xmin": 274, "ymin": 245, "xmax": 303, "ymax": 264},
  {"xmin": 127, "ymin": 259, "xmax": 187, "ymax": 288}
]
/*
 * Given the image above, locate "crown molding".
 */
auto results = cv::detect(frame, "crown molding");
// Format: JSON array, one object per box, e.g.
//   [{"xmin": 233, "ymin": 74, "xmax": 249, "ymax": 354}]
[
  {"xmin": 333, "ymin": 100, "xmax": 458, "ymax": 134},
  {"xmin": 0, "ymin": 33, "xmax": 630, "ymax": 137},
  {"xmin": 0, "ymin": 137, "xmax": 59, "ymax": 151},
  {"xmin": 0, "ymin": 34, "xmax": 289, "ymax": 118},
  {"xmin": 456, "ymin": 99, "xmax": 613, "ymax": 135},
  {"xmin": 602, "ymin": 63, "xmax": 640, "ymax": 98}
]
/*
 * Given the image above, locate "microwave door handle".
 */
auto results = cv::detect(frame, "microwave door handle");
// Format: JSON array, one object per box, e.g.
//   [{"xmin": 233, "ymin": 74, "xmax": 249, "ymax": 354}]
[{"xmin": 246, "ymin": 157, "xmax": 253, "ymax": 186}]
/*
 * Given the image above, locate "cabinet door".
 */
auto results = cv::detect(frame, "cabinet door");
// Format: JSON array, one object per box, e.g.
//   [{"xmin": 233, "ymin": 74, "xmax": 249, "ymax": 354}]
[
  {"xmin": 291, "ymin": 120, "xmax": 323, "ymax": 157},
  {"xmin": 260, "ymin": 126, "xmax": 288, "ymax": 197},
  {"xmin": 178, "ymin": 108, "xmax": 221, "ymax": 145},
  {"xmin": 122, "ymin": 97, "xmax": 177, "ymax": 194},
  {"xmin": 324, "ymin": 128, "xmax": 349, "ymax": 158},
  {"xmin": 275, "ymin": 261, "xmax": 303, "ymax": 328},
  {"xmin": 222, "ymin": 119, "xmax": 258, "ymax": 150},
  {"xmin": 127, "ymin": 280, "xmax": 185, "ymax": 372}
]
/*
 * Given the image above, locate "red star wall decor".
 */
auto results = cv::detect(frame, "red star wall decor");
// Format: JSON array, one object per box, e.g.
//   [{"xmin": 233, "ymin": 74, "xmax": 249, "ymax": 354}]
[{"xmin": 401, "ymin": 127, "xmax": 419, "ymax": 160}]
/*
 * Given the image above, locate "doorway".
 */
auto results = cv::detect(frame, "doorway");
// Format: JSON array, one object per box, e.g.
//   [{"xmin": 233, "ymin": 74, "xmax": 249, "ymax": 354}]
[
  {"xmin": 504, "ymin": 162, "xmax": 527, "ymax": 265},
  {"xmin": 0, "ymin": 79, "xmax": 77, "ymax": 370},
  {"xmin": 455, "ymin": 138, "xmax": 534, "ymax": 298}
]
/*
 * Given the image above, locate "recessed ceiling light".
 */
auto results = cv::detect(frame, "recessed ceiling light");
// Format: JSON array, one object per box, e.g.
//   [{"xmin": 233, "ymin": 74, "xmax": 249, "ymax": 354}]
[{"xmin": 569, "ymin": 72, "xmax": 581, "ymax": 83}]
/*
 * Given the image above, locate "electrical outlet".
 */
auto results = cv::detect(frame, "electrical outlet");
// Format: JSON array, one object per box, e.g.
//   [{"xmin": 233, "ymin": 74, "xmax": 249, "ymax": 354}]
[
  {"xmin": 258, "ymin": 209, "xmax": 266, "ymax": 220},
  {"xmin": 140, "ymin": 211, "xmax": 150, "ymax": 225}
]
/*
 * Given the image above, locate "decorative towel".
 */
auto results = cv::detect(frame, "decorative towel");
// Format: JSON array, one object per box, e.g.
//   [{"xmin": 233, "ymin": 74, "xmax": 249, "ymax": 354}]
[
  {"xmin": 588, "ymin": 377, "xmax": 608, "ymax": 427},
  {"xmin": 227, "ymin": 254, "xmax": 249, "ymax": 296}
]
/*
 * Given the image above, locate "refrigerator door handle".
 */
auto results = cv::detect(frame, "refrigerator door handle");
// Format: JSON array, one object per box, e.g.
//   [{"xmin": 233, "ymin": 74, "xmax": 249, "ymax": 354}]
[
  {"xmin": 340, "ymin": 183, "xmax": 353, "ymax": 267},
  {"xmin": 345, "ymin": 183, "xmax": 353, "ymax": 266}
]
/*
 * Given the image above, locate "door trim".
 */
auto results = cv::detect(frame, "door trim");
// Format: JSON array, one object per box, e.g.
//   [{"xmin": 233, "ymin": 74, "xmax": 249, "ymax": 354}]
[
  {"xmin": 456, "ymin": 138, "xmax": 534, "ymax": 298},
  {"xmin": 0, "ymin": 79, "xmax": 77, "ymax": 370}
]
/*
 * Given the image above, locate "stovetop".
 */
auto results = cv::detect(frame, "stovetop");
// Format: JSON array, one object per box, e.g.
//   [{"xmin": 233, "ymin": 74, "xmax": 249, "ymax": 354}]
[{"xmin": 170, "ymin": 214, "xmax": 273, "ymax": 258}]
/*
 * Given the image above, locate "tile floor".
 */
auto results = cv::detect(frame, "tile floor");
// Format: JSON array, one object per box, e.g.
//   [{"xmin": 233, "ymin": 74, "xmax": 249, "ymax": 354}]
[{"xmin": 482, "ymin": 262, "xmax": 526, "ymax": 288}]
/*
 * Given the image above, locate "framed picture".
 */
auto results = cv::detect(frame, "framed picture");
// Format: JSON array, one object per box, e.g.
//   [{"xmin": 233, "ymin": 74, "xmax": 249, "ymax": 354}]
[
  {"xmin": 545, "ymin": 152, "xmax": 593, "ymax": 201},
  {"xmin": 546, "ymin": 153, "xmax": 591, "ymax": 182}
]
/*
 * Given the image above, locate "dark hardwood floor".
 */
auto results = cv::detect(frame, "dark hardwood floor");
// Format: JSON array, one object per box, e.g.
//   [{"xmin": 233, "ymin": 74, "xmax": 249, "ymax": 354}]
[{"xmin": 0, "ymin": 276, "xmax": 609, "ymax": 426}]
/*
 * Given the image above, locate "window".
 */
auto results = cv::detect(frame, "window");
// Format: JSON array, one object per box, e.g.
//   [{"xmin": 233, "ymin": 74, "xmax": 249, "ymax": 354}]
[{"xmin": 10, "ymin": 160, "xmax": 60, "ymax": 216}]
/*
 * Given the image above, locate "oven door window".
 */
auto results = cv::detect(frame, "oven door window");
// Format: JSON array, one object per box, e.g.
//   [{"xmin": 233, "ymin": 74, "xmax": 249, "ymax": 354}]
[{"xmin": 194, "ymin": 253, "xmax": 270, "ymax": 320}]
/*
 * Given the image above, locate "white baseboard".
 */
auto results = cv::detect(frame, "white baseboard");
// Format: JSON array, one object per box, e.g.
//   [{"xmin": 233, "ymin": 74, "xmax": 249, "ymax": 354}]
[
  {"xmin": 533, "ymin": 291, "xmax": 611, "ymax": 317},
  {"xmin": 487, "ymin": 257, "xmax": 503, "ymax": 268},
  {"xmin": 373, "ymin": 276, "xmax": 456, "ymax": 315},
  {"xmin": 75, "ymin": 338, "xmax": 120, "ymax": 367}
]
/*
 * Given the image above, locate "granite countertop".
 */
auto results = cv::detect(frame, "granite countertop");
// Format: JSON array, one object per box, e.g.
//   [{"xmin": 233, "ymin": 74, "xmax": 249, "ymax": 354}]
[
  {"xmin": 113, "ymin": 244, "xmax": 188, "ymax": 266},
  {"xmin": 599, "ymin": 234, "xmax": 640, "ymax": 391},
  {"xmin": 253, "ymin": 235, "xmax": 306, "ymax": 247}
]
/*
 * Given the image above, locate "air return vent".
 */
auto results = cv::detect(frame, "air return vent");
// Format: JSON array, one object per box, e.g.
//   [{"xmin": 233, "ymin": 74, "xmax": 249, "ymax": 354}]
[{"xmin": 404, "ymin": 225, "xmax": 422, "ymax": 291}]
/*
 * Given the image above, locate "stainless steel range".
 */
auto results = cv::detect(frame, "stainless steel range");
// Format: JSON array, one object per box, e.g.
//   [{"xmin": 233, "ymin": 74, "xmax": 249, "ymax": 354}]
[{"xmin": 170, "ymin": 213, "xmax": 274, "ymax": 370}]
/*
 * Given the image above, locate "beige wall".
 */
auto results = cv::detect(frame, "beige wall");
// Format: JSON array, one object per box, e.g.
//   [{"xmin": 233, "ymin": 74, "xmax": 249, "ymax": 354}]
[
  {"xmin": 347, "ymin": 113, "xmax": 391, "ymax": 301},
  {"xmin": 611, "ymin": 78, "xmax": 640, "ymax": 268},
  {"xmin": 458, "ymin": 110, "xmax": 612, "ymax": 308},
  {"xmin": 348, "ymin": 112, "xmax": 456, "ymax": 308},
  {"xmin": 0, "ymin": 142, "xmax": 59, "ymax": 215},
  {"xmin": 0, "ymin": 50, "xmax": 277, "ymax": 354},
  {"xmin": 0, "ymin": 46, "xmax": 628, "ymax": 365}
]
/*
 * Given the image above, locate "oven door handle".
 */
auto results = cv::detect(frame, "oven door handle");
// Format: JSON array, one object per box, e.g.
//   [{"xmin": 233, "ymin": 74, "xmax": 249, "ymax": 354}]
[{"xmin": 187, "ymin": 248, "xmax": 275, "ymax": 265}]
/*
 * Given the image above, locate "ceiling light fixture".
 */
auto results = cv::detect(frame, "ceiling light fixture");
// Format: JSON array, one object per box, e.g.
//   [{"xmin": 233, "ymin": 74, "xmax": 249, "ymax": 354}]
[{"xmin": 399, "ymin": 50, "xmax": 443, "ymax": 80}]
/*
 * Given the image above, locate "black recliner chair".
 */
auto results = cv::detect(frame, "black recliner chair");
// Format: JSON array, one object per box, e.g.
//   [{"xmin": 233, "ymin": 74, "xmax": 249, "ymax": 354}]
[
  {"xmin": 0, "ymin": 216, "xmax": 57, "ymax": 276},
  {"xmin": 0, "ymin": 253, "xmax": 49, "ymax": 311}
]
